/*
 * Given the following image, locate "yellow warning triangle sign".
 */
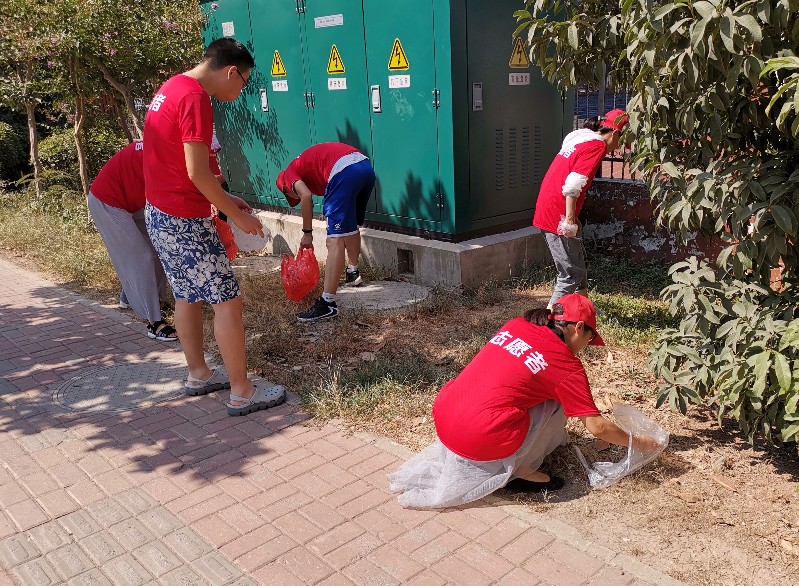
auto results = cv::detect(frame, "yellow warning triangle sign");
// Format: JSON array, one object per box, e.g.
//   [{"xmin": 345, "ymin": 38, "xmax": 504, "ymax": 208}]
[
  {"xmin": 271, "ymin": 50, "xmax": 287, "ymax": 77},
  {"xmin": 509, "ymin": 37, "xmax": 530, "ymax": 69},
  {"xmin": 387, "ymin": 38, "xmax": 410, "ymax": 71},
  {"xmin": 327, "ymin": 44, "xmax": 345, "ymax": 74}
]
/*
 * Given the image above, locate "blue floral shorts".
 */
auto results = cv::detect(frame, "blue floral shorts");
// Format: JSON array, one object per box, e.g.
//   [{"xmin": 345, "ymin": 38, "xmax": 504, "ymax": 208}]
[{"xmin": 144, "ymin": 204, "xmax": 240, "ymax": 304}]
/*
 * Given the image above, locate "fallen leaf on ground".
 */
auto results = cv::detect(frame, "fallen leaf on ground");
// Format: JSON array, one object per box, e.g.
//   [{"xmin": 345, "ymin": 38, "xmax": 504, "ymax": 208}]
[
  {"xmin": 606, "ymin": 352, "xmax": 615, "ymax": 364},
  {"xmin": 712, "ymin": 474, "xmax": 737, "ymax": 492}
]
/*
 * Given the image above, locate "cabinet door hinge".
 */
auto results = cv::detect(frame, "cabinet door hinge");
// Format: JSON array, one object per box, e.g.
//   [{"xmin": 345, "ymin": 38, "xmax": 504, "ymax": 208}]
[
  {"xmin": 432, "ymin": 88, "xmax": 440, "ymax": 109},
  {"xmin": 436, "ymin": 193, "xmax": 444, "ymax": 209}
]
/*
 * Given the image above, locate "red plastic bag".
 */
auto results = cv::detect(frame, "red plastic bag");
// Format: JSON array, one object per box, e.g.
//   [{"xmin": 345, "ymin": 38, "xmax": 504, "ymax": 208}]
[
  {"xmin": 281, "ymin": 248, "xmax": 320, "ymax": 302},
  {"xmin": 213, "ymin": 216, "xmax": 238, "ymax": 260}
]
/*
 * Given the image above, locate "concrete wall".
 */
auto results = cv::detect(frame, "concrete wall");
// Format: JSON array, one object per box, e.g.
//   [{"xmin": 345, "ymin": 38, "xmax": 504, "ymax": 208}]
[{"xmin": 581, "ymin": 179, "xmax": 723, "ymax": 263}]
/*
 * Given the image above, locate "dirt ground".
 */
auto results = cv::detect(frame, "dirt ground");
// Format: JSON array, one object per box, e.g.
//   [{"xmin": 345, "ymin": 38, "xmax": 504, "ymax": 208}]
[{"xmin": 10, "ymin": 247, "xmax": 799, "ymax": 586}]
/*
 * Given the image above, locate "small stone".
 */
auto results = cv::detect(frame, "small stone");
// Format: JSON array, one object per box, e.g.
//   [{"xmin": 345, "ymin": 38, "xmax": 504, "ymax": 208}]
[
  {"xmin": 678, "ymin": 492, "xmax": 702, "ymax": 504},
  {"xmin": 781, "ymin": 539, "xmax": 796, "ymax": 556}
]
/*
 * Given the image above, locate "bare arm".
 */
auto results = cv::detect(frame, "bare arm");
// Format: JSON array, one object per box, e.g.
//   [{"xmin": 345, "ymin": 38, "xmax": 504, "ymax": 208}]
[
  {"xmin": 579, "ymin": 415, "xmax": 662, "ymax": 451},
  {"xmin": 292, "ymin": 179, "xmax": 315, "ymax": 249},
  {"xmin": 565, "ymin": 195, "xmax": 577, "ymax": 225},
  {"xmin": 183, "ymin": 142, "xmax": 263, "ymax": 237}
]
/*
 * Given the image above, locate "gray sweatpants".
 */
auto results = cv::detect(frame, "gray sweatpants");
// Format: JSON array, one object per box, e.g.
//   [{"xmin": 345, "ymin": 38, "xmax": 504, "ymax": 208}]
[
  {"xmin": 88, "ymin": 192, "xmax": 165, "ymax": 323},
  {"xmin": 544, "ymin": 230, "xmax": 588, "ymax": 307}
]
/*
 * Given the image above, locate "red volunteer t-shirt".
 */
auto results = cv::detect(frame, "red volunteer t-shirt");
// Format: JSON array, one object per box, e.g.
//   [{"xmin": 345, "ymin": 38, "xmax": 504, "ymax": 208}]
[
  {"xmin": 532, "ymin": 129, "xmax": 606, "ymax": 234},
  {"xmin": 282, "ymin": 142, "xmax": 359, "ymax": 196},
  {"xmin": 90, "ymin": 141, "xmax": 145, "ymax": 213},
  {"xmin": 143, "ymin": 74, "xmax": 214, "ymax": 218},
  {"xmin": 432, "ymin": 318, "xmax": 600, "ymax": 461}
]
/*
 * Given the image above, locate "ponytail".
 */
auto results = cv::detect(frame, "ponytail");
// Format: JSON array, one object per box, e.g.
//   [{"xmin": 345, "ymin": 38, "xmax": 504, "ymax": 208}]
[
  {"xmin": 583, "ymin": 116, "xmax": 616, "ymax": 135},
  {"xmin": 523, "ymin": 307, "xmax": 553, "ymax": 326}
]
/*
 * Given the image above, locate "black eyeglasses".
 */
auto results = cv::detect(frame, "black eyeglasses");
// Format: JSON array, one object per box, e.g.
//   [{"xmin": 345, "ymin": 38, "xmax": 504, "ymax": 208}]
[
  {"xmin": 235, "ymin": 68, "xmax": 249, "ymax": 89},
  {"xmin": 585, "ymin": 325, "xmax": 597, "ymax": 343}
]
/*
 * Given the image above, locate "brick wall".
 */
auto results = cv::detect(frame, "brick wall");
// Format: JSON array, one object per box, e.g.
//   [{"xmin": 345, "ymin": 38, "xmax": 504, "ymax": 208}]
[{"xmin": 580, "ymin": 178, "xmax": 723, "ymax": 263}]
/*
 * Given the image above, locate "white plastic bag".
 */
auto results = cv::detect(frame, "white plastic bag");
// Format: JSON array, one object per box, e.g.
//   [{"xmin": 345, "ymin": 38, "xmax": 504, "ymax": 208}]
[
  {"xmin": 229, "ymin": 218, "xmax": 272, "ymax": 253},
  {"xmin": 574, "ymin": 403, "xmax": 668, "ymax": 489}
]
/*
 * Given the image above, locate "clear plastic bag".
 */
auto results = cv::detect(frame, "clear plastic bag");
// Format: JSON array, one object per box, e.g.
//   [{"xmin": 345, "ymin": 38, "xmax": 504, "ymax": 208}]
[
  {"xmin": 574, "ymin": 403, "xmax": 669, "ymax": 489},
  {"xmin": 281, "ymin": 248, "xmax": 320, "ymax": 302},
  {"xmin": 229, "ymin": 216, "xmax": 272, "ymax": 253}
]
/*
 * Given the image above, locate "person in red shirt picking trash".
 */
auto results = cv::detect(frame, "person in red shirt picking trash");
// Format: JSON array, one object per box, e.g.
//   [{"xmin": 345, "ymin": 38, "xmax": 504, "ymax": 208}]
[
  {"xmin": 276, "ymin": 142, "xmax": 376, "ymax": 322},
  {"xmin": 533, "ymin": 109, "xmax": 629, "ymax": 308},
  {"xmin": 88, "ymin": 140, "xmax": 178, "ymax": 342},
  {"xmin": 143, "ymin": 37, "xmax": 285, "ymax": 416},
  {"xmin": 388, "ymin": 293, "xmax": 663, "ymax": 508}
]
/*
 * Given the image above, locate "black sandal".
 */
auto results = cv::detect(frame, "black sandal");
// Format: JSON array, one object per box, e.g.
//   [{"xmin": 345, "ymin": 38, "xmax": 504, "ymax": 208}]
[
  {"xmin": 147, "ymin": 321, "xmax": 179, "ymax": 342},
  {"xmin": 504, "ymin": 475, "xmax": 565, "ymax": 494}
]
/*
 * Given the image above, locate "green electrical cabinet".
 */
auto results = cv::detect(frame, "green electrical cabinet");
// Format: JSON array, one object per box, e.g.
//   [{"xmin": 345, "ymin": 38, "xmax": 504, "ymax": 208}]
[{"xmin": 201, "ymin": 0, "xmax": 569, "ymax": 241}]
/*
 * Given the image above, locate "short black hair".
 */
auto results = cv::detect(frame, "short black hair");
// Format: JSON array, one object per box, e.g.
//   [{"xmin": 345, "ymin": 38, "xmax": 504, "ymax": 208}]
[{"xmin": 203, "ymin": 38, "xmax": 255, "ymax": 71}]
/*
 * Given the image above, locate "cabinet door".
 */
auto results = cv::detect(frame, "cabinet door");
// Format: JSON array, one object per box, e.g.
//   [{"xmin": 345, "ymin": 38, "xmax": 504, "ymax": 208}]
[
  {"xmin": 202, "ymin": 0, "xmax": 264, "ymax": 200},
  {"xmin": 302, "ymin": 1, "xmax": 371, "ymax": 152},
  {"xmin": 363, "ymin": 0, "xmax": 441, "ymax": 228},
  {"xmin": 248, "ymin": 0, "xmax": 313, "ymax": 208}
]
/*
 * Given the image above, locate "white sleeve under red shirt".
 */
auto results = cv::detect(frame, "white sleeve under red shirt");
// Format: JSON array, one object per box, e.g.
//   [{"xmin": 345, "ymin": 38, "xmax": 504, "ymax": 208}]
[
  {"xmin": 143, "ymin": 74, "xmax": 214, "ymax": 218},
  {"xmin": 532, "ymin": 129, "xmax": 606, "ymax": 234},
  {"xmin": 281, "ymin": 142, "xmax": 360, "ymax": 196},
  {"xmin": 432, "ymin": 318, "xmax": 600, "ymax": 462},
  {"xmin": 90, "ymin": 141, "xmax": 145, "ymax": 214}
]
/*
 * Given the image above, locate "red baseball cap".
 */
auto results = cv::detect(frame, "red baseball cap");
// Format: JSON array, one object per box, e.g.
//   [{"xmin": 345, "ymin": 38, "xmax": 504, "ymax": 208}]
[
  {"xmin": 276, "ymin": 170, "xmax": 300, "ymax": 207},
  {"xmin": 550, "ymin": 294, "xmax": 605, "ymax": 346},
  {"xmin": 600, "ymin": 108, "xmax": 629, "ymax": 133}
]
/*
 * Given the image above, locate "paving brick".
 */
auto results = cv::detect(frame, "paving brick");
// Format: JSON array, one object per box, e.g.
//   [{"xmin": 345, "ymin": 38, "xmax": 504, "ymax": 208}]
[
  {"xmin": 115, "ymin": 489, "xmax": 157, "ymax": 516},
  {"xmin": 7, "ymin": 499, "xmax": 48, "ymax": 531},
  {"xmin": 393, "ymin": 520, "xmax": 449, "ymax": 555},
  {"xmin": 324, "ymin": 533, "xmax": 383, "ymax": 571},
  {"xmin": 77, "ymin": 454, "xmax": 114, "ymax": 477},
  {"xmin": 66, "ymin": 480, "xmax": 106, "ymax": 507},
  {"xmin": 476, "ymin": 516, "xmax": 533, "ymax": 550},
  {"xmin": 163, "ymin": 527, "xmax": 213, "ymax": 562},
  {"xmin": 273, "ymin": 511, "xmax": 325, "ymax": 544},
  {"xmin": 402, "ymin": 571, "xmax": 448, "ymax": 586},
  {"xmin": 337, "ymin": 488, "xmax": 392, "ymax": 520},
  {"xmin": 586, "ymin": 565, "xmax": 635, "ymax": 586},
  {"xmin": 27, "ymin": 521, "xmax": 72, "ymax": 555},
  {"xmin": 177, "ymin": 494, "xmax": 235, "ymax": 524},
  {"xmin": 137, "ymin": 507, "xmax": 183, "ymax": 538},
  {"xmin": 542, "ymin": 542, "xmax": 606, "ymax": 577},
  {"xmin": 236, "ymin": 535, "xmax": 298, "ymax": 573},
  {"xmin": 80, "ymin": 530, "xmax": 126, "ymax": 565},
  {"xmin": 455, "ymin": 541, "xmax": 516, "ymax": 581},
  {"xmin": 68, "ymin": 568, "xmax": 115, "ymax": 586},
  {"xmin": 38, "ymin": 489, "xmax": 80, "ymax": 517},
  {"xmin": 108, "ymin": 519, "xmax": 155, "ymax": 550},
  {"xmin": 49, "ymin": 461, "xmax": 88, "ymax": 488},
  {"xmin": 251, "ymin": 562, "xmax": 305, "ymax": 586},
  {"xmin": 461, "ymin": 503, "xmax": 509, "ymax": 526},
  {"xmin": 210, "ymin": 504, "xmax": 263, "ymax": 535},
  {"xmin": 46, "ymin": 544, "xmax": 94, "ymax": 580},
  {"xmin": 432, "ymin": 554, "xmax": 493, "ymax": 586},
  {"xmin": 191, "ymin": 551, "xmax": 244, "ymax": 585},
  {"xmin": 0, "ymin": 481, "xmax": 29, "ymax": 507},
  {"xmin": 342, "ymin": 558, "xmax": 400, "ymax": 586},
  {"xmin": 321, "ymin": 480, "xmax": 372, "ymax": 509},
  {"xmin": 367, "ymin": 544, "xmax": 425, "ymax": 582},
  {"xmin": 305, "ymin": 439, "xmax": 349, "ymax": 462},
  {"xmin": 94, "ymin": 470, "xmax": 134, "ymax": 496},
  {"xmin": 438, "ymin": 508, "xmax": 491, "ymax": 540},
  {"xmin": 190, "ymin": 514, "xmax": 241, "ymax": 548},
  {"xmin": 280, "ymin": 545, "xmax": 336, "ymax": 584},
  {"xmin": 499, "ymin": 529, "xmax": 555, "ymax": 565},
  {"xmin": 0, "ymin": 534, "xmax": 40, "ymax": 568},
  {"xmin": 20, "ymin": 472, "xmax": 60, "ymax": 497},
  {"xmin": 377, "ymin": 500, "xmax": 432, "ymax": 530},
  {"xmin": 496, "ymin": 567, "xmax": 542, "ymax": 586},
  {"xmin": 411, "ymin": 531, "xmax": 469, "ymax": 566},
  {"xmin": 140, "ymin": 477, "xmax": 185, "ymax": 505},
  {"xmin": 0, "ymin": 511, "xmax": 15, "ymax": 540},
  {"xmin": 167, "ymin": 485, "xmax": 222, "ymax": 513},
  {"xmin": 525, "ymin": 553, "xmax": 589, "ymax": 586},
  {"xmin": 220, "ymin": 524, "xmax": 281, "ymax": 560},
  {"xmin": 275, "ymin": 453, "xmax": 327, "ymax": 481},
  {"xmin": 215, "ymin": 476, "xmax": 260, "ymax": 502},
  {"xmin": 103, "ymin": 553, "xmax": 155, "ymax": 586},
  {"xmin": 131, "ymin": 541, "xmax": 181, "ymax": 577},
  {"xmin": 159, "ymin": 566, "xmax": 206, "ymax": 586},
  {"xmin": 298, "ymin": 501, "xmax": 348, "ymax": 533},
  {"xmin": 58, "ymin": 511, "xmax": 102, "ymax": 541},
  {"xmin": 87, "ymin": 498, "xmax": 130, "ymax": 528},
  {"xmin": 317, "ymin": 574, "xmax": 357, "ymax": 586},
  {"xmin": 11, "ymin": 557, "xmax": 61, "ymax": 586},
  {"xmin": 306, "ymin": 521, "xmax": 366, "ymax": 557}
]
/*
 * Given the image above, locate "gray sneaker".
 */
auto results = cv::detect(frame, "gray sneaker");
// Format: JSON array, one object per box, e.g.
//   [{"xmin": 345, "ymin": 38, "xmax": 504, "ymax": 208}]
[{"xmin": 344, "ymin": 268, "xmax": 362, "ymax": 287}]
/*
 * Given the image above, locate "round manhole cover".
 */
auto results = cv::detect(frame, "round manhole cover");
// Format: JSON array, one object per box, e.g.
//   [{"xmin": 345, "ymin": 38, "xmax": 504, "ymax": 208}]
[{"xmin": 53, "ymin": 360, "xmax": 188, "ymax": 412}]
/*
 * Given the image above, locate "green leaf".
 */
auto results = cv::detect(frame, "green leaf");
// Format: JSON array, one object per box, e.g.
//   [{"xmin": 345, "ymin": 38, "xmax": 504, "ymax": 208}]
[
  {"xmin": 774, "ymin": 352, "xmax": 792, "ymax": 393},
  {"xmin": 771, "ymin": 205, "xmax": 796, "ymax": 235},
  {"xmin": 567, "ymin": 23, "xmax": 578, "ymax": 50},
  {"xmin": 735, "ymin": 15, "xmax": 762, "ymax": 42}
]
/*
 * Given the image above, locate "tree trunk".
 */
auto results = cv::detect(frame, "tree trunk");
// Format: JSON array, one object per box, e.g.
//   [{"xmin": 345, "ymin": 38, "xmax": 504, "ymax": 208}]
[
  {"xmin": 97, "ymin": 61, "xmax": 143, "ymax": 138},
  {"xmin": 70, "ymin": 58, "xmax": 90, "ymax": 197},
  {"xmin": 18, "ymin": 61, "xmax": 42, "ymax": 198},
  {"xmin": 112, "ymin": 95, "xmax": 134, "ymax": 143}
]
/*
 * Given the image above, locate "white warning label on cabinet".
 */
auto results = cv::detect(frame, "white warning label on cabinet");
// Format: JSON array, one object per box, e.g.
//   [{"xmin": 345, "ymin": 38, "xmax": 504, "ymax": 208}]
[
  {"xmin": 315, "ymin": 14, "xmax": 343, "ymax": 28},
  {"xmin": 222, "ymin": 22, "xmax": 235, "ymax": 37},
  {"xmin": 272, "ymin": 80, "xmax": 289, "ymax": 92},
  {"xmin": 388, "ymin": 75, "xmax": 411, "ymax": 89},
  {"xmin": 509, "ymin": 72, "xmax": 530, "ymax": 86},
  {"xmin": 328, "ymin": 78, "xmax": 347, "ymax": 90}
]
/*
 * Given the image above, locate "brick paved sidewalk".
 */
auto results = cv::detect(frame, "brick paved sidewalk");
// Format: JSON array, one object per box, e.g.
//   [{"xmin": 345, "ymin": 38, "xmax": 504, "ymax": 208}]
[{"xmin": 0, "ymin": 257, "xmax": 684, "ymax": 586}]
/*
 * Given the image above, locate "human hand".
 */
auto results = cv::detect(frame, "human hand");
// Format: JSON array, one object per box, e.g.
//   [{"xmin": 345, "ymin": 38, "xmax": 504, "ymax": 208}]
[
  {"xmin": 229, "ymin": 195, "xmax": 253, "ymax": 213},
  {"xmin": 632, "ymin": 434, "xmax": 663, "ymax": 452},
  {"xmin": 299, "ymin": 232, "xmax": 313, "ymax": 250},
  {"xmin": 232, "ymin": 210, "xmax": 264, "ymax": 238}
]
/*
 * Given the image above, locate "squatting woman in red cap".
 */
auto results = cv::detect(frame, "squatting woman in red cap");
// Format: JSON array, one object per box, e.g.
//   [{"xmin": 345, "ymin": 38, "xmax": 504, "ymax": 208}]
[
  {"xmin": 533, "ymin": 109, "xmax": 630, "ymax": 308},
  {"xmin": 388, "ymin": 294, "xmax": 661, "ymax": 508}
]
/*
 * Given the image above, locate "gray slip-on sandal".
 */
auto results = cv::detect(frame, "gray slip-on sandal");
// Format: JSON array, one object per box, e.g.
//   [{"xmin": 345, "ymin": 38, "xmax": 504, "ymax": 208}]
[
  {"xmin": 226, "ymin": 380, "xmax": 286, "ymax": 416},
  {"xmin": 184, "ymin": 367, "xmax": 230, "ymax": 396}
]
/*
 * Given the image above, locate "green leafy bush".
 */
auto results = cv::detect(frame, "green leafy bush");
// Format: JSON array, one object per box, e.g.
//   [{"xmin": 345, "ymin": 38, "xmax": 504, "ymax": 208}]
[
  {"xmin": 0, "ymin": 122, "xmax": 26, "ymax": 181},
  {"xmin": 38, "ymin": 125, "xmax": 127, "ymax": 184}
]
